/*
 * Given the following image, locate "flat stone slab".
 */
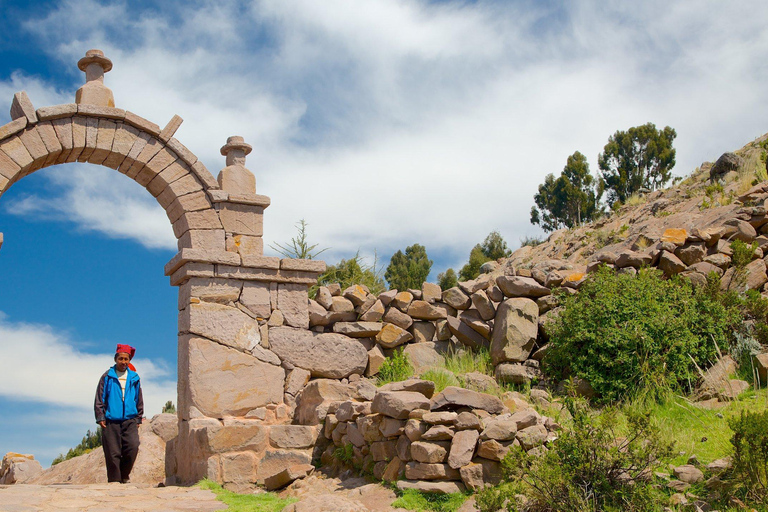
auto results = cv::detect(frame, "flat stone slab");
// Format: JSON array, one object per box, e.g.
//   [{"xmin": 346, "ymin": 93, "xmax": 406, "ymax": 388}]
[{"xmin": 0, "ymin": 484, "xmax": 226, "ymax": 511}]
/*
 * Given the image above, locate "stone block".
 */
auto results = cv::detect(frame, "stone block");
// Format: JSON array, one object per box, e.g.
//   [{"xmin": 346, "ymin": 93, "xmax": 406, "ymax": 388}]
[
  {"xmin": 51, "ymin": 118, "xmax": 74, "ymax": 163},
  {"xmin": 89, "ymin": 118, "xmax": 117, "ymax": 164},
  {"xmin": 269, "ymin": 425, "xmax": 318, "ymax": 449},
  {"xmin": 76, "ymin": 116, "xmax": 99, "ymax": 162},
  {"xmin": 405, "ymin": 462, "xmax": 461, "ymax": 481},
  {"xmin": 10, "ymin": 91, "xmax": 37, "ymax": 124},
  {"xmin": 396, "ymin": 480, "xmax": 465, "ymax": 494},
  {"xmin": 1, "ymin": 136, "xmax": 33, "ymax": 171},
  {"xmin": 263, "ymin": 463, "xmax": 314, "ymax": 491},
  {"xmin": 226, "ymin": 234, "xmax": 263, "ymax": 257},
  {"xmin": 35, "ymin": 122, "xmax": 62, "ymax": 167},
  {"xmin": 166, "ymin": 190, "xmax": 212, "ymax": 224},
  {"xmin": 148, "ymin": 160, "xmax": 189, "ymax": 197},
  {"xmin": 333, "ymin": 321, "xmax": 383, "ymax": 337},
  {"xmin": 269, "ymin": 326, "xmax": 368, "ymax": 378},
  {"xmin": 376, "ymin": 323, "xmax": 413, "ymax": 349},
  {"xmin": 170, "ymin": 262, "xmax": 215, "ymax": 287},
  {"xmin": 77, "ymin": 104, "xmax": 125, "ymax": 119},
  {"xmin": 178, "ymin": 229, "xmax": 226, "ymax": 252},
  {"xmin": 281, "ymin": 259, "xmax": 326, "ymax": 272},
  {"xmin": 409, "ymin": 441, "xmax": 450, "ymax": 463},
  {"xmin": 159, "ymin": 114, "xmax": 183, "ymax": 142},
  {"xmin": 372, "ymin": 391, "xmax": 431, "ymax": 420},
  {"xmin": 221, "ymin": 451, "xmax": 257, "ymax": 485},
  {"xmin": 65, "ymin": 116, "xmax": 87, "ymax": 162},
  {"xmin": 255, "ymin": 450, "xmax": 312, "ymax": 484},
  {"xmin": 19, "ymin": 128, "xmax": 47, "ymax": 172},
  {"xmin": 125, "ymin": 136, "xmax": 163, "ymax": 178},
  {"xmin": 241, "ymin": 282, "xmax": 271, "ymax": 319},
  {"xmin": 218, "ymin": 202, "xmax": 264, "ymax": 237},
  {"xmin": 278, "ymin": 283, "xmax": 309, "ymax": 329},
  {"xmin": 36, "ymin": 103, "xmax": 78, "ymax": 121},
  {"xmin": 491, "ymin": 298, "xmax": 538, "ymax": 365},
  {"xmin": 124, "ymin": 111, "xmax": 161, "ymax": 135},
  {"xmin": 0, "ymin": 117, "xmax": 27, "ymax": 142},
  {"xmin": 181, "ymin": 302, "xmax": 262, "ymax": 354},
  {"xmin": 206, "ymin": 420, "xmax": 268, "ymax": 453},
  {"xmin": 430, "ymin": 386, "xmax": 504, "ymax": 414},
  {"xmin": 173, "ymin": 209, "xmax": 223, "ymax": 238},
  {"xmin": 179, "ymin": 335, "xmax": 285, "ymax": 418},
  {"xmin": 0, "ymin": 149, "xmax": 21, "ymax": 182},
  {"xmin": 101, "ymin": 123, "xmax": 139, "ymax": 169}
]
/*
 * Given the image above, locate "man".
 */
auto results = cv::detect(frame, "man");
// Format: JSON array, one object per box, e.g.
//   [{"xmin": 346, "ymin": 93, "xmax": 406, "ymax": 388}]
[{"xmin": 94, "ymin": 344, "xmax": 144, "ymax": 483}]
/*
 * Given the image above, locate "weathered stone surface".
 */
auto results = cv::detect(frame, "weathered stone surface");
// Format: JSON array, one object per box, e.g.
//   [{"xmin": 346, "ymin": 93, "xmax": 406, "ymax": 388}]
[
  {"xmin": 330, "ymin": 296, "xmax": 355, "ymax": 313},
  {"xmin": 282, "ymin": 493, "xmax": 368, "ymax": 512},
  {"xmin": 458, "ymin": 309, "xmax": 492, "ymax": 339},
  {"xmin": 270, "ymin": 425, "xmax": 317, "ymax": 449},
  {"xmin": 405, "ymin": 462, "xmax": 461, "ymax": 481},
  {"xmin": 480, "ymin": 420, "xmax": 517, "ymax": 441},
  {"xmin": 263, "ymin": 463, "xmax": 314, "ymax": 491},
  {"xmin": 403, "ymin": 342, "xmax": 444, "ymax": 373},
  {"xmin": 476, "ymin": 439, "xmax": 512, "ymax": 461},
  {"xmin": 615, "ymin": 250, "xmax": 653, "ymax": 269},
  {"xmin": 422, "ymin": 425, "xmax": 454, "ymax": 441},
  {"xmin": 0, "ymin": 453, "xmax": 43, "ymax": 484},
  {"xmin": 658, "ymin": 250, "xmax": 686, "ymax": 276},
  {"xmin": 372, "ymin": 391, "xmax": 431, "ymax": 419},
  {"xmin": 380, "ymin": 379, "xmax": 436, "ymax": 398},
  {"xmin": 392, "ymin": 291, "xmax": 414, "ymax": 311},
  {"xmin": 149, "ymin": 413, "xmax": 179, "ymax": 442},
  {"xmin": 180, "ymin": 336, "xmax": 285, "ymax": 418},
  {"xmin": 342, "ymin": 284, "xmax": 369, "ymax": 306},
  {"xmin": 379, "ymin": 417, "xmax": 406, "ymax": 437},
  {"xmin": 376, "ymin": 323, "xmax": 413, "ymax": 349},
  {"xmin": 366, "ymin": 345, "xmax": 386, "ymax": 377},
  {"xmin": 516, "ymin": 424, "xmax": 547, "ymax": 451},
  {"xmin": 255, "ymin": 450, "xmax": 312, "ymax": 484},
  {"xmin": 446, "ymin": 315, "xmax": 489, "ymax": 349},
  {"xmin": 382, "ymin": 456, "xmax": 405, "ymax": 482},
  {"xmin": 411, "ymin": 321, "xmax": 436, "ymax": 343},
  {"xmin": 269, "ymin": 327, "xmax": 368, "ymax": 378},
  {"xmin": 676, "ymin": 243, "xmax": 707, "ymax": 266},
  {"xmin": 430, "ymin": 386, "xmax": 504, "ymax": 414},
  {"xmin": 661, "ymin": 228, "xmax": 688, "ymax": 246},
  {"xmin": 405, "ymin": 419, "xmax": 427, "ymax": 442},
  {"xmin": 491, "ymin": 298, "xmax": 538, "ymax": 365},
  {"xmin": 410, "ymin": 441, "xmax": 450, "ymax": 463},
  {"xmin": 509, "ymin": 410, "xmax": 539, "ymax": 430},
  {"xmin": 331, "ymin": 322, "xmax": 381, "ymax": 338},
  {"xmin": 496, "ymin": 276, "xmax": 551, "ymax": 298},
  {"xmin": 285, "ymin": 367, "xmax": 311, "ymax": 398},
  {"xmin": 442, "ymin": 287, "xmax": 471, "ymax": 309},
  {"xmin": 673, "ymin": 464, "xmax": 705, "ymax": 484},
  {"xmin": 471, "ymin": 290, "xmax": 496, "ymax": 321},
  {"xmin": 396, "ymin": 479, "xmax": 465, "ymax": 494},
  {"xmin": 408, "ymin": 300, "xmax": 447, "ymax": 320},
  {"xmin": 371, "ymin": 440, "xmax": 398, "ymax": 461},
  {"xmin": 459, "ymin": 462, "xmax": 484, "ymax": 491},
  {"xmin": 295, "ymin": 379, "xmax": 361, "ymax": 425},
  {"xmin": 422, "ymin": 282, "xmax": 442, "ymax": 303},
  {"xmin": 315, "ymin": 287, "xmax": 333, "ymax": 309},
  {"xmin": 423, "ymin": 412, "xmax": 458, "ymax": 425},
  {"xmin": 448, "ymin": 429, "xmax": 479, "ymax": 469},
  {"xmin": 459, "ymin": 372, "xmax": 499, "ymax": 394},
  {"xmin": 717, "ymin": 379, "xmax": 750, "ymax": 400},
  {"xmin": 383, "ymin": 307, "xmax": 413, "ymax": 330},
  {"xmin": 455, "ymin": 412, "xmax": 482, "ymax": 431},
  {"xmin": 704, "ymin": 253, "xmax": 732, "ymax": 269},
  {"xmin": 278, "ymin": 283, "xmax": 309, "ymax": 329},
  {"xmin": 359, "ymin": 299, "xmax": 385, "ymax": 322},
  {"xmin": 495, "ymin": 363, "xmax": 537, "ymax": 384}
]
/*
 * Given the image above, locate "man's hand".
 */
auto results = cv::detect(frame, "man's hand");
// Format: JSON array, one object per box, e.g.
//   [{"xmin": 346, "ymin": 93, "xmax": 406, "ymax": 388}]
[{"xmin": 99, "ymin": 421, "xmax": 106, "ymax": 429}]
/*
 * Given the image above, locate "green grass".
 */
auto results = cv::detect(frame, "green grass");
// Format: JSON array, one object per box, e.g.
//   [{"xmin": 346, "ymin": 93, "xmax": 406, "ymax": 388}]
[
  {"xmin": 197, "ymin": 479, "xmax": 297, "ymax": 512},
  {"xmin": 442, "ymin": 347, "xmax": 493, "ymax": 376},
  {"xmin": 391, "ymin": 489, "xmax": 468, "ymax": 512},
  {"xmin": 420, "ymin": 368, "xmax": 460, "ymax": 393}
]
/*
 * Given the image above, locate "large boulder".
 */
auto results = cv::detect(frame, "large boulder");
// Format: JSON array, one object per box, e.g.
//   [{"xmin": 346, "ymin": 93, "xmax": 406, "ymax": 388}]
[
  {"xmin": 295, "ymin": 379, "xmax": 365, "ymax": 425},
  {"xmin": 372, "ymin": 391, "xmax": 431, "ymax": 419},
  {"xmin": 710, "ymin": 152, "xmax": 742, "ymax": 181},
  {"xmin": 269, "ymin": 327, "xmax": 367, "ymax": 378},
  {"xmin": 496, "ymin": 276, "xmax": 551, "ymax": 298},
  {"xmin": 0, "ymin": 453, "xmax": 42, "ymax": 484},
  {"xmin": 403, "ymin": 342, "xmax": 445, "ymax": 373},
  {"xmin": 491, "ymin": 298, "xmax": 538, "ymax": 365}
]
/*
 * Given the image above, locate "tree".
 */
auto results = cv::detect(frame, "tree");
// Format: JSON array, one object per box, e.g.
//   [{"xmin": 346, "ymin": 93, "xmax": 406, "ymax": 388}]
[
  {"xmin": 162, "ymin": 401, "xmax": 176, "ymax": 414},
  {"xmin": 384, "ymin": 244, "xmax": 433, "ymax": 291},
  {"xmin": 269, "ymin": 219, "xmax": 328, "ymax": 259},
  {"xmin": 459, "ymin": 231, "xmax": 513, "ymax": 281},
  {"xmin": 531, "ymin": 151, "xmax": 602, "ymax": 232},
  {"xmin": 318, "ymin": 252, "xmax": 386, "ymax": 295},
  {"xmin": 437, "ymin": 268, "xmax": 458, "ymax": 290},
  {"xmin": 598, "ymin": 123, "xmax": 677, "ymax": 206}
]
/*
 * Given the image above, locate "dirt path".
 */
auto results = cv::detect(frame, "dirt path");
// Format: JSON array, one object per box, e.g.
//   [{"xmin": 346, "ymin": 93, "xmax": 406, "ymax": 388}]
[{"xmin": 0, "ymin": 483, "xmax": 226, "ymax": 512}]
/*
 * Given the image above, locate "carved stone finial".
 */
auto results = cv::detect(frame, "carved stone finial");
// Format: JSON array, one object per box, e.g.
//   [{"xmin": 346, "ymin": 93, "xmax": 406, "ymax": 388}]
[
  {"xmin": 75, "ymin": 49, "xmax": 115, "ymax": 107},
  {"xmin": 218, "ymin": 136, "xmax": 256, "ymax": 194}
]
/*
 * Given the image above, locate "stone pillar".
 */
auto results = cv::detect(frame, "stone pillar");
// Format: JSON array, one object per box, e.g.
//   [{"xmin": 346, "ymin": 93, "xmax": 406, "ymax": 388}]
[{"xmin": 75, "ymin": 49, "xmax": 115, "ymax": 107}]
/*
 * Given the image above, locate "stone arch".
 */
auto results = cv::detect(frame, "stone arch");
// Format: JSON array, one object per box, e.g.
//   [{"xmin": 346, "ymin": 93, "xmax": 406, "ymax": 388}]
[{"xmin": 0, "ymin": 50, "xmax": 327, "ymax": 485}]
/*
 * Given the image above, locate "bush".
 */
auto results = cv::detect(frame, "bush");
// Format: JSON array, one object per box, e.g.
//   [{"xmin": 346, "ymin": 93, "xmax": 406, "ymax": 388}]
[
  {"xmin": 481, "ymin": 396, "xmax": 673, "ymax": 512},
  {"xmin": 377, "ymin": 348, "xmax": 413, "ymax": 385},
  {"xmin": 731, "ymin": 240, "xmax": 758, "ymax": 269},
  {"xmin": 51, "ymin": 428, "xmax": 102, "ymax": 466},
  {"xmin": 318, "ymin": 252, "xmax": 386, "ymax": 295},
  {"xmin": 728, "ymin": 410, "xmax": 768, "ymax": 503},
  {"xmin": 545, "ymin": 266, "xmax": 740, "ymax": 403}
]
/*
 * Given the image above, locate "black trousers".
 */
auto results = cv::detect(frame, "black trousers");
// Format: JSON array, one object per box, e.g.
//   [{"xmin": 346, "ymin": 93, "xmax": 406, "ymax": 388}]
[{"xmin": 102, "ymin": 418, "xmax": 140, "ymax": 483}]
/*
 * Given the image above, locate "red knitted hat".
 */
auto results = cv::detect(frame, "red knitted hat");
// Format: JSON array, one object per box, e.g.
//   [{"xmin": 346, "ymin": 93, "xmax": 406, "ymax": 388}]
[{"xmin": 115, "ymin": 344, "xmax": 136, "ymax": 360}]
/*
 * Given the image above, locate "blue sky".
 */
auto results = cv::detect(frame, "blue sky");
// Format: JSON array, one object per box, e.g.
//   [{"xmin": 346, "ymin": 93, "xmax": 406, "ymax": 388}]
[{"xmin": 1, "ymin": 0, "xmax": 767, "ymax": 466}]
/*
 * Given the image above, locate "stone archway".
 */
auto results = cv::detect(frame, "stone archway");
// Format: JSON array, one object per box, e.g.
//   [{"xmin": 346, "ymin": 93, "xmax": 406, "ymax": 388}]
[{"xmin": 0, "ymin": 50, "xmax": 326, "ymax": 485}]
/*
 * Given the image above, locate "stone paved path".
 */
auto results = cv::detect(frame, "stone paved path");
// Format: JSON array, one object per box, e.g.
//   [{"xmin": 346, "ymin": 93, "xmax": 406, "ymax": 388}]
[{"xmin": 0, "ymin": 483, "xmax": 226, "ymax": 512}]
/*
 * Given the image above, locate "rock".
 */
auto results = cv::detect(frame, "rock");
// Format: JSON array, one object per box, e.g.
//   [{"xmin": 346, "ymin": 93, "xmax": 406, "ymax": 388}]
[
  {"xmin": 269, "ymin": 327, "xmax": 368, "ymax": 378},
  {"xmin": 376, "ymin": 323, "xmax": 413, "ymax": 349},
  {"xmin": 430, "ymin": 386, "xmax": 504, "ymax": 414},
  {"xmin": 403, "ymin": 342, "xmax": 444, "ymax": 374},
  {"xmin": 396, "ymin": 479, "xmax": 465, "ymax": 494},
  {"xmin": 723, "ymin": 219, "xmax": 757, "ymax": 243},
  {"xmin": 366, "ymin": 346, "xmax": 386, "ymax": 377},
  {"xmin": 676, "ymin": 243, "xmax": 707, "ymax": 266},
  {"xmin": 411, "ymin": 321, "xmax": 437, "ymax": 343},
  {"xmin": 383, "ymin": 307, "xmax": 413, "ymax": 330},
  {"xmin": 755, "ymin": 352, "xmax": 768, "ymax": 384},
  {"xmin": 480, "ymin": 420, "xmax": 517, "ymax": 441},
  {"xmin": 471, "ymin": 290, "xmax": 496, "ymax": 321},
  {"xmin": 710, "ymin": 152, "xmax": 742, "ymax": 181},
  {"xmin": 330, "ymin": 296, "xmax": 355, "ymax": 313},
  {"xmin": 404, "ymin": 462, "xmax": 461, "ymax": 481},
  {"xmin": 315, "ymin": 287, "xmax": 333, "ymax": 309},
  {"xmin": 442, "ymin": 287, "xmax": 471, "ymax": 309},
  {"xmin": 455, "ymin": 412, "xmax": 483, "ymax": 431},
  {"xmin": 516, "ymin": 424, "xmax": 547, "ymax": 451},
  {"xmin": 379, "ymin": 418, "xmax": 406, "ymax": 437},
  {"xmin": 410, "ymin": 441, "xmax": 450, "ymax": 463},
  {"xmin": 496, "ymin": 276, "xmax": 551, "ymax": 298},
  {"xmin": 380, "ymin": 379, "xmax": 436, "ymax": 398},
  {"xmin": 422, "ymin": 425, "xmax": 454, "ymax": 441},
  {"xmin": 688, "ymin": 261, "xmax": 724, "ymax": 277},
  {"xmin": 371, "ymin": 440, "xmax": 398, "ymax": 461},
  {"xmin": 309, "ymin": 299, "xmax": 330, "ymax": 326},
  {"xmin": 359, "ymin": 300, "xmax": 385, "ymax": 322},
  {"xmin": 343, "ymin": 285, "xmax": 369, "ymax": 306},
  {"xmin": 382, "ymin": 457, "xmax": 405, "ymax": 481},
  {"xmin": 422, "ymin": 282, "xmax": 443, "ymax": 304},
  {"xmin": 459, "ymin": 463, "xmax": 484, "ymax": 491},
  {"xmin": 673, "ymin": 464, "xmax": 704, "ymax": 484},
  {"xmin": 696, "ymin": 355, "xmax": 737, "ymax": 400},
  {"xmin": 263, "ymin": 463, "xmax": 314, "ymax": 491},
  {"xmin": 717, "ymin": 379, "xmax": 750, "ymax": 400},
  {"xmin": 476, "ymin": 439, "xmax": 512, "ymax": 461},
  {"xmin": 458, "ymin": 310, "xmax": 492, "ymax": 339},
  {"xmin": 150, "ymin": 413, "xmax": 179, "ymax": 442},
  {"xmin": 660, "ymin": 228, "xmax": 688, "ymax": 246},
  {"xmin": 183, "ymin": 302, "xmax": 262, "ymax": 354},
  {"xmin": 372, "ymin": 391, "xmax": 431, "ymax": 419},
  {"xmin": 408, "ymin": 300, "xmax": 447, "ymax": 320},
  {"xmin": 392, "ymin": 291, "xmax": 414, "ymax": 311},
  {"xmin": 446, "ymin": 316, "xmax": 489, "ymax": 349},
  {"xmin": 706, "ymin": 456, "xmax": 732, "ymax": 474},
  {"xmin": 405, "ymin": 419, "xmax": 427, "ymax": 443},
  {"xmin": 0, "ymin": 453, "xmax": 43, "ymax": 484},
  {"xmin": 658, "ymin": 251, "xmax": 686, "ymax": 276},
  {"xmin": 332, "ymin": 322, "xmax": 383, "ymax": 338},
  {"xmin": 495, "ymin": 363, "xmax": 537, "ymax": 384},
  {"xmin": 295, "ymin": 379, "xmax": 361, "ymax": 425},
  {"xmin": 704, "ymin": 252, "xmax": 732, "ymax": 269},
  {"xmin": 615, "ymin": 250, "xmax": 652, "ymax": 269},
  {"xmin": 459, "ymin": 372, "xmax": 499, "ymax": 394},
  {"xmin": 491, "ymin": 298, "xmax": 538, "ymax": 365},
  {"xmin": 180, "ymin": 336, "xmax": 285, "ymax": 418},
  {"xmin": 334, "ymin": 401, "xmax": 370, "ymax": 422},
  {"xmin": 459, "ymin": 276, "xmax": 492, "ymax": 295},
  {"xmin": 422, "ymin": 412, "xmax": 458, "ymax": 425}
]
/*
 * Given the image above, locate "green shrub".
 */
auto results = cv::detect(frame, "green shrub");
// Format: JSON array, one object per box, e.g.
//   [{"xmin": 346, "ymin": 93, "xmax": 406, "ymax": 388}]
[
  {"xmin": 545, "ymin": 266, "xmax": 740, "ymax": 403},
  {"xmin": 377, "ymin": 349, "xmax": 414, "ymax": 385},
  {"xmin": 728, "ymin": 410, "xmax": 768, "ymax": 503},
  {"xmin": 421, "ymin": 368, "xmax": 459, "ymax": 393},
  {"xmin": 51, "ymin": 428, "xmax": 102, "ymax": 466},
  {"xmin": 492, "ymin": 396, "xmax": 673, "ymax": 512},
  {"xmin": 731, "ymin": 240, "xmax": 758, "ymax": 269}
]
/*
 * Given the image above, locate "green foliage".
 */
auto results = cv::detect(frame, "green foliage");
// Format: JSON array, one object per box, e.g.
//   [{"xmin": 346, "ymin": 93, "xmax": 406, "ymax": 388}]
[
  {"xmin": 421, "ymin": 368, "xmax": 460, "ymax": 393},
  {"xmin": 458, "ymin": 245, "xmax": 489, "ymax": 281},
  {"xmin": 458, "ymin": 231, "xmax": 513, "ymax": 281},
  {"xmin": 731, "ymin": 240, "xmax": 758, "ymax": 269},
  {"xmin": 197, "ymin": 479, "xmax": 297, "ymax": 512},
  {"xmin": 545, "ymin": 266, "xmax": 740, "ymax": 403},
  {"xmin": 598, "ymin": 123, "xmax": 677, "ymax": 206},
  {"xmin": 531, "ymin": 151, "xmax": 603, "ymax": 232},
  {"xmin": 437, "ymin": 268, "xmax": 458, "ymax": 290},
  {"xmin": 51, "ymin": 428, "xmax": 102, "ymax": 466},
  {"xmin": 443, "ymin": 347, "xmax": 493, "ymax": 376},
  {"xmin": 728, "ymin": 410, "xmax": 768, "ymax": 503},
  {"xmin": 391, "ymin": 489, "xmax": 468, "ymax": 512},
  {"xmin": 318, "ymin": 252, "xmax": 386, "ymax": 295},
  {"xmin": 487, "ymin": 396, "xmax": 673, "ymax": 512},
  {"xmin": 475, "ymin": 483, "xmax": 520, "ymax": 512},
  {"xmin": 269, "ymin": 219, "xmax": 328, "ymax": 259},
  {"xmin": 333, "ymin": 443, "xmax": 355, "ymax": 464},
  {"xmin": 385, "ymin": 244, "xmax": 433, "ymax": 291},
  {"xmin": 377, "ymin": 348, "xmax": 414, "ymax": 385},
  {"xmin": 519, "ymin": 235, "xmax": 543, "ymax": 247},
  {"xmin": 162, "ymin": 401, "xmax": 176, "ymax": 414}
]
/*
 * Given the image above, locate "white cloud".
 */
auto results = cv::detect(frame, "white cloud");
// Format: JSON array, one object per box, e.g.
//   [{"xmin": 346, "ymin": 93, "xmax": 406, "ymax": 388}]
[{"xmin": 0, "ymin": 0, "xmax": 766, "ymax": 271}]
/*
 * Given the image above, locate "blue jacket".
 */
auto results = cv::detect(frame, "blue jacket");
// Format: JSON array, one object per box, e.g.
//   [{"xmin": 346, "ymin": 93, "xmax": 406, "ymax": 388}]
[{"xmin": 94, "ymin": 366, "xmax": 144, "ymax": 423}]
